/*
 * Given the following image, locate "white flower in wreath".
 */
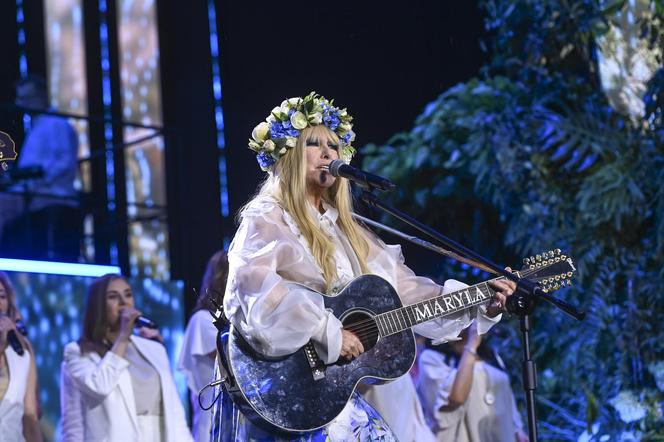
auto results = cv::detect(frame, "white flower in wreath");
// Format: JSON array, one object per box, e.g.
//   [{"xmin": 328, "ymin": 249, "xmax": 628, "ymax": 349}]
[
  {"xmin": 285, "ymin": 138, "xmax": 297, "ymax": 148},
  {"xmin": 308, "ymin": 112, "xmax": 323, "ymax": 125},
  {"xmin": 251, "ymin": 122, "xmax": 270, "ymax": 142},
  {"xmin": 248, "ymin": 140, "xmax": 262, "ymax": 152},
  {"xmin": 262, "ymin": 139, "xmax": 275, "ymax": 152},
  {"xmin": 290, "ymin": 111, "xmax": 308, "ymax": 130},
  {"xmin": 338, "ymin": 122, "xmax": 352, "ymax": 134}
]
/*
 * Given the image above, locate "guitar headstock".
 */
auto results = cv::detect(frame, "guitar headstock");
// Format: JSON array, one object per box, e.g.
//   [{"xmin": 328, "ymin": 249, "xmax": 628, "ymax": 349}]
[{"xmin": 520, "ymin": 249, "xmax": 577, "ymax": 293}]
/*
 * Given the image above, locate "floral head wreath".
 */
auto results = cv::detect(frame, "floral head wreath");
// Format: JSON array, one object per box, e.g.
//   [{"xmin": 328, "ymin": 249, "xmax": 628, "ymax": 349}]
[{"xmin": 248, "ymin": 91, "xmax": 356, "ymax": 171}]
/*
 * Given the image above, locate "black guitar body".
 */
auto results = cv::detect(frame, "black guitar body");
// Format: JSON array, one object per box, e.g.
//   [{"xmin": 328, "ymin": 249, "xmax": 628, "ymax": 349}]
[{"xmin": 224, "ymin": 274, "xmax": 415, "ymax": 434}]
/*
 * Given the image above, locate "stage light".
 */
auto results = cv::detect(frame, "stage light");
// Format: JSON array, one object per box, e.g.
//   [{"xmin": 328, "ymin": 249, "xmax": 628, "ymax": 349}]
[{"xmin": 0, "ymin": 258, "xmax": 121, "ymax": 277}]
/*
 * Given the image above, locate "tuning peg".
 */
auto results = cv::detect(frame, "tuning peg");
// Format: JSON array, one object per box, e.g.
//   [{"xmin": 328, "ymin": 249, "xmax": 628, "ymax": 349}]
[
  {"xmin": 567, "ymin": 271, "xmax": 573, "ymax": 277},
  {"xmin": 553, "ymin": 283, "xmax": 560, "ymax": 290},
  {"xmin": 555, "ymin": 249, "xmax": 561, "ymax": 255},
  {"xmin": 561, "ymin": 255, "xmax": 567, "ymax": 260},
  {"xmin": 523, "ymin": 257, "xmax": 530, "ymax": 265},
  {"xmin": 554, "ymin": 275, "xmax": 560, "ymax": 281},
  {"xmin": 536, "ymin": 254, "xmax": 542, "ymax": 262},
  {"xmin": 529, "ymin": 264, "xmax": 535, "ymax": 269}
]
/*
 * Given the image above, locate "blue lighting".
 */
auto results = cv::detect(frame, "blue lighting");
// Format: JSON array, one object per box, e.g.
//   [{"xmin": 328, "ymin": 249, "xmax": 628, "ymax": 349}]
[
  {"xmin": 98, "ymin": 0, "xmax": 118, "ymax": 263},
  {"xmin": 207, "ymin": 0, "xmax": 230, "ymax": 219},
  {"xmin": 0, "ymin": 258, "xmax": 121, "ymax": 277},
  {"xmin": 16, "ymin": 0, "xmax": 28, "ymax": 77}
]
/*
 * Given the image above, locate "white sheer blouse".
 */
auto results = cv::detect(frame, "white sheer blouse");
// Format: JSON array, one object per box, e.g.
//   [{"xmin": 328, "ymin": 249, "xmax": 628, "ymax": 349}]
[{"xmin": 223, "ymin": 196, "xmax": 500, "ymax": 365}]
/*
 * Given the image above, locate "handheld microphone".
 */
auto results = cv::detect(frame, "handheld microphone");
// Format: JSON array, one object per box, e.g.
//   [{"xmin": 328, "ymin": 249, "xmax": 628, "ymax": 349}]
[
  {"xmin": 7, "ymin": 330, "xmax": 24, "ymax": 356},
  {"xmin": 327, "ymin": 159, "xmax": 396, "ymax": 192},
  {"xmin": 134, "ymin": 315, "xmax": 158, "ymax": 329},
  {"xmin": 15, "ymin": 319, "xmax": 28, "ymax": 336},
  {"xmin": 1, "ymin": 314, "xmax": 25, "ymax": 355}
]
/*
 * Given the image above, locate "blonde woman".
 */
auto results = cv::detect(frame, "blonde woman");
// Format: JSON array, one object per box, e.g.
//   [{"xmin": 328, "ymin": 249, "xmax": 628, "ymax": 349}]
[
  {"xmin": 214, "ymin": 92, "xmax": 516, "ymax": 441},
  {"xmin": 0, "ymin": 272, "xmax": 42, "ymax": 442}
]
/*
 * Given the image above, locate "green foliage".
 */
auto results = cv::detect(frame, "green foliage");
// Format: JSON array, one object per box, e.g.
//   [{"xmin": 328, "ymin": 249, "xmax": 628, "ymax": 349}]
[{"xmin": 362, "ymin": 0, "xmax": 664, "ymax": 439}]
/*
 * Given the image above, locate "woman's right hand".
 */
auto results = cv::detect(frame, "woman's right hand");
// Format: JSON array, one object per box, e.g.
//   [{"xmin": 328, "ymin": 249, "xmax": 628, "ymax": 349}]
[
  {"xmin": 117, "ymin": 307, "xmax": 141, "ymax": 341},
  {"xmin": 0, "ymin": 315, "xmax": 16, "ymax": 349},
  {"xmin": 339, "ymin": 329, "xmax": 364, "ymax": 360}
]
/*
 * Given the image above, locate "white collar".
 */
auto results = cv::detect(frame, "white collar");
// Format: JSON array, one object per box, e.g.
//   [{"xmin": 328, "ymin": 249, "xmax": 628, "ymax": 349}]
[{"xmin": 308, "ymin": 201, "xmax": 339, "ymax": 224}]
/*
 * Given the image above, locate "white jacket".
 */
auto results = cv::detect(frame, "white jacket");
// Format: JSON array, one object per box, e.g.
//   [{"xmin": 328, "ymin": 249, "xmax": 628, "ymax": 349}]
[
  {"xmin": 60, "ymin": 335, "xmax": 193, "ymax": 442},
  {"xmin": 0, "ymin": 346, "xmax": 30, "ymax": 442}
]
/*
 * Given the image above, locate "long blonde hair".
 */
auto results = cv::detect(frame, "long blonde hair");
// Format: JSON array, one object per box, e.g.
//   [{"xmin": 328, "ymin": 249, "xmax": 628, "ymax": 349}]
[
  {"xmin": 0, "ymin": 272, "xmax": 19, "ymax": 319},
  {"xmin": 246, "ymin": 125, "xmax": 369, "ymax": 290}
]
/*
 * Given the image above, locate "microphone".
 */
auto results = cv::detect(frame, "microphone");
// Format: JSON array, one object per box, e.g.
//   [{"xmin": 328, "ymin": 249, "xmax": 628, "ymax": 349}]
[
  {"xmin": 15, "ymin": 319, "xmax": 28, "ymax": 336},
  {"xmin": 327, "ymin": 159, "xmax": 396, "ymax": 192},
  {"xmin": 134, "ymin": 315, "xmax": 158, "ymax": 329},
  {"xmin": 1, "ymin": 314, "xmax": 25, "ymax": 355},
  {"xmin": 7, "ymin": 330, "xmax": 24, "ymax": 356}
]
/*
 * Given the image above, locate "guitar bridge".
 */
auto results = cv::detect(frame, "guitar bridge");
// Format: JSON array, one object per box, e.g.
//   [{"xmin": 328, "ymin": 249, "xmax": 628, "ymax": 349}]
[{"xmin": 303, "ymin": 341, "xmax": 326, "ymax": 381}]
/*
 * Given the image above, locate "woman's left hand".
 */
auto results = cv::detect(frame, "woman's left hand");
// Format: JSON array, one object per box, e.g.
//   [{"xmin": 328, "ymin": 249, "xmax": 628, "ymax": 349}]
[
  {"xmin": 138, "ymin": 326, "xmax": 164, "ymax": 343},
  {"xmin": 486, "ymin": 267, "xmax": 517, "ymax": 317}
]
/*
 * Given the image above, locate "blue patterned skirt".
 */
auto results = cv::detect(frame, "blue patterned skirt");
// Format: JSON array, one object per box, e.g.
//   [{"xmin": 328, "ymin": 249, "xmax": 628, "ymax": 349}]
[{"xmin": 209, "ymin": 385, "xmax": 396, "ymax": 442}]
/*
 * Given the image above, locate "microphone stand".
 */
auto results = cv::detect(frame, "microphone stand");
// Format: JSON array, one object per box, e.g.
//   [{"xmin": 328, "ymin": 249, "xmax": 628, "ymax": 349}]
[{"xmin": 358, "ymin": 188, "xmax": 585, "ymax": 442}]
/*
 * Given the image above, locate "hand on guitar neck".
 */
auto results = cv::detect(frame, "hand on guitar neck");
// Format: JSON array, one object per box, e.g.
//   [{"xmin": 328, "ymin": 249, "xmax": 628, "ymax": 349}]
[{"xmin": 485, "ymin": 267, "xmax": 517, "ymax": 318}]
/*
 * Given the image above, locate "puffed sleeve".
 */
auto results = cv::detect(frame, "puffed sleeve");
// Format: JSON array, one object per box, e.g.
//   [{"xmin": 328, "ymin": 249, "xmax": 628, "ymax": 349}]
[
  {"xmin": 417, "ymin": 349, "xmax": 464, "ymax": 434},
  {"xmin": 364, "ymin": 229, "xmax": 500, "ymax": 341},
  {"xmin": 223, "ymin": 199, "xmax": 343, "ymax": 364},
  {"xmin": 62, "ymin": 342, "xmax": 129, "ymax": 401},
  {"xmin": 60, "ymin": 361, "xmax": 84, "ymax": 442},
  {"xmin": 177, "ymin": 310, "xmax": 218, "ymax": 392}
]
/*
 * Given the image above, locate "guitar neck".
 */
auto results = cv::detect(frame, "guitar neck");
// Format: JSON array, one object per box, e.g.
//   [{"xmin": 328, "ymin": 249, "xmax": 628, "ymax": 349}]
[{"xmin": 374, "ymin": 276, "xmax": 510, "ymax": 337}]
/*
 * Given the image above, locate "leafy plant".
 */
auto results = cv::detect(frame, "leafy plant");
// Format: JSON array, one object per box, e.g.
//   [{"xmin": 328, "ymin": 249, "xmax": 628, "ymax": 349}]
[{"xmin": 362, "ymin": 1, "xmax": 664, "ymax": 439}]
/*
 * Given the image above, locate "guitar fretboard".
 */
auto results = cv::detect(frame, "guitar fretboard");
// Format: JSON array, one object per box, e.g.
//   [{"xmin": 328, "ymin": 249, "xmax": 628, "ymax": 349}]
[{"xmin": 374, "ymin": 280, "xmax": 498, "ymax": 337}]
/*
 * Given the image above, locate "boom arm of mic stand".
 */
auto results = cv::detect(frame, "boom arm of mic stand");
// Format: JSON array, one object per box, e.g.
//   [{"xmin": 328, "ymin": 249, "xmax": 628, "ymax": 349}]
[{"xmin": 360, "ymin": 190, "xmax": 586, "ymax": 320}]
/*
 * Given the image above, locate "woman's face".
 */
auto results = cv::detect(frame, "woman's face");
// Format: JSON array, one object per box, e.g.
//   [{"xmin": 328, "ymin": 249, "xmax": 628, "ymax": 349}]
[
  {"xmin": 105, "ymin": 278, "xmax": 134, "ymax": 327},
  {"xmin": 0, "ymin": 282, "xmax": 8, "ymax": 315},
  {"xmin": 304, "ymin": 128, "xmax": 340, "ymax": 194}
]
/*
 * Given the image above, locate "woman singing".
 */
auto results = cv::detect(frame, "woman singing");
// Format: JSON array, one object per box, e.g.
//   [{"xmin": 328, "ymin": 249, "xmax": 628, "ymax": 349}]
[
  {"xmin": 60, "ymin": 274, "xmax": 192, "ymax": 442},
  {"xmin": 0, "ymin": 272, "xmax": 41, "ymax": 442},
  {"xmin": 213, "ymin": 92, "xmax": 516, "ymax": 441}
]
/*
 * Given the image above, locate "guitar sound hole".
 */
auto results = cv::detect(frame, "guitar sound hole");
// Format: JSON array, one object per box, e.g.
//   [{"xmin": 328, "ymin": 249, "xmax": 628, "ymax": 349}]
[{"xmin": 342, "ymin": 311, "xmax": 379, "ymax": 352}]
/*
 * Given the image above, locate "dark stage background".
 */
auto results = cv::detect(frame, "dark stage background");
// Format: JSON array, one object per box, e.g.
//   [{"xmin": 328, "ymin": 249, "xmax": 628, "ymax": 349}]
[{"xmin": 0, "ymin": 0, "xmax": 490, "ymax": 309}]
